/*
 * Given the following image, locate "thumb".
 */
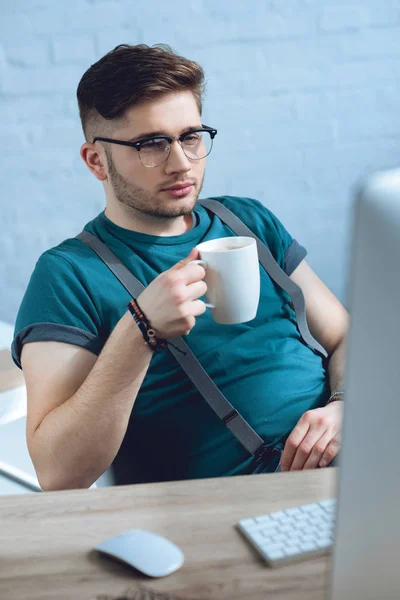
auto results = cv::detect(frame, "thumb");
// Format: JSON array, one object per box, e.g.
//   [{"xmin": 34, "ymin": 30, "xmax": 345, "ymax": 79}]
[{"xmin": 171, "ymin": 247, "xmax": 200, "ymax": 270}]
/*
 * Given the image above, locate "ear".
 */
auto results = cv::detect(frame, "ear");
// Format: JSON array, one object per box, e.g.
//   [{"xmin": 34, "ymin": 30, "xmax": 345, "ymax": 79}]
[{"xmin": 80, "ymin": 142, "xmax": 108, "ymax": 181}]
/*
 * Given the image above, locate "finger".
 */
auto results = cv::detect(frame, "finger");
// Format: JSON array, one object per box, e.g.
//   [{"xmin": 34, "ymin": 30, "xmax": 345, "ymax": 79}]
[
  {"xmin": 319, "ymin": 435, "xmax": 341, "ymax": 468},
  {"xmin": 280, "ymin": 421, "xmax": 310, "ymax": 471},
  {"xmin": 170, "ymin": 300, "xmax": 206, "ymax": 331},
  {"xmin": 185, "ymin": 280, "xmax": 207, "ymax": 301},
  {"xmin": 180, "ymin": 315, "xmax": 196, "ymax": 336},
  {"xmin": 187, "ymin": 299, "xmax": 207, "ymax": 318},
  {"xmin": 179, "ymin": 262, "xmax": 206, "ymax": 285},
  {"xmin": 170, "ymin": 248, "xmax": 200, "ymax": 270},
  {"xmin": 302, "ymin": 430, "xmax": 333, "ymax": 470},
  {"xmin": 290, "ymin": 425, "xmax": 328, "ymax": 471}
]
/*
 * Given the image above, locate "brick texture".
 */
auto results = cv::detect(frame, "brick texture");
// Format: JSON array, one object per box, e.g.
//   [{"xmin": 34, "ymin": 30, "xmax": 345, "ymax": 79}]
[{"xmin": 1, "ymin": 0, "xmax": 399, "ymax": 323}]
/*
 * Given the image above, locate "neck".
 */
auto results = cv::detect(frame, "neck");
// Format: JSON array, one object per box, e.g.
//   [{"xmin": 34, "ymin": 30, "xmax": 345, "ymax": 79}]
[{"xmin": 104, "ymin": 201, "xmax": 193, "ymax": 236}]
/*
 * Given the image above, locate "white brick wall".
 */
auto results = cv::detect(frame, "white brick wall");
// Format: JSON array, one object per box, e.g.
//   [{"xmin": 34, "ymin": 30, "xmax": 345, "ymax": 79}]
[{"xmin": 1, "ymin": 0, "xmax": 399, "ymax": 322}]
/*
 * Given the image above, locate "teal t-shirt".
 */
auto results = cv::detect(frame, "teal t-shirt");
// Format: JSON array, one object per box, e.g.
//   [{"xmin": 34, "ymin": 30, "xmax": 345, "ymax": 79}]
[{"xmin": 12, "ymin": 196, "xmax": 330, "ymax": 484}]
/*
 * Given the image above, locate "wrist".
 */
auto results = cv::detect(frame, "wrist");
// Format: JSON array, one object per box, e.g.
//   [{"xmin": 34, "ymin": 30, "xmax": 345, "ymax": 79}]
[
  {"xmin": 326, "ymin": 387, "xmax": 344, "ymax": 406},
  {"xmin": 127, "ymin": 298, "xmax": 167, "ymax": 353}
]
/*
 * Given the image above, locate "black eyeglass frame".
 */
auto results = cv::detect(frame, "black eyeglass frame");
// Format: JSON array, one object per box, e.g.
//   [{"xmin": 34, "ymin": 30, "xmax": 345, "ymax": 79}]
[{"xmin": 93, "ymin": 124, "xmax": 217, "ymax": 165}]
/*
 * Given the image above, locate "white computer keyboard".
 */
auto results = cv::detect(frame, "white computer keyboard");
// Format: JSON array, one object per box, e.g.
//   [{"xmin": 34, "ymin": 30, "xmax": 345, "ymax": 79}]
[{"xmin": 237, "ymin": 498, "xmax": 337, "ymax": 567}]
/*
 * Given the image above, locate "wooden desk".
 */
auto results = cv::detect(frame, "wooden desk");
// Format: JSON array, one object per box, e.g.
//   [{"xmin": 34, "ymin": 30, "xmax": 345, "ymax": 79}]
[{"xmin": 0, "ymin": 469, "xmax": 337, "ymax": 600}]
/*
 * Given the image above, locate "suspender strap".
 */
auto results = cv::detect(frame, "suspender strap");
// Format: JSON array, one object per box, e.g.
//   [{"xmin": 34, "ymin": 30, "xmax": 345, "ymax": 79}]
[
  {"xmin": 75, "ymin": 230, "xmax": 265, "ymax": 457},
  {"xmin": 198, "ymin": 199, "xmax": 328, "ymax": 359}
]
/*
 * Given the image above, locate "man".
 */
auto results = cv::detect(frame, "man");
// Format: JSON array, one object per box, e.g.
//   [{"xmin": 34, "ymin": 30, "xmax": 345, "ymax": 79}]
[{"xmin": 12, "ymin": 44, "xmax": 348, "ymax": 490}]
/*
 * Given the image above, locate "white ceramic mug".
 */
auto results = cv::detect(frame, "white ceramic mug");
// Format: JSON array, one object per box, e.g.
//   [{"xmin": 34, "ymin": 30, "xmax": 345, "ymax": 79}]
[{"xmin": 190, "ymin": 236, "xmax": 260, "ymax": 324}]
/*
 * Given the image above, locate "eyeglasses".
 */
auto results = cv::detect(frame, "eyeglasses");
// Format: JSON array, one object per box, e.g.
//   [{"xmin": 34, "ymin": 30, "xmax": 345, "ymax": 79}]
[{"xmin": 93, "ymin": 125, "xmax": 217, "ymax": 168}]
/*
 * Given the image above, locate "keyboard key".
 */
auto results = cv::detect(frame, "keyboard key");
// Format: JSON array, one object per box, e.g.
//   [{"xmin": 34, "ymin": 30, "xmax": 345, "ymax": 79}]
[
  {"xmin": 317, "ymin": 538, "xmax": 333, "ymax": 549},
  {"xmin": 270, "ymin": 533, "xmax": 286, "ymax": 545},
  {"xmin": 280, "ymin": 523, "xmax": 295, "ymax": 533},
  {"xmin": 300, "ymin": 533, "xmax": 315, "ymax": 543},
  {"xmin": 300, "ymin": 526, "xmax": 313, "ymax": 536},
  {"xmin": 286, "ymin": 534, "xmax": 302, "ymax": 544},
  {"xmin": 285, "ymin": 545, "xmax": 301, "ymax": 556},
  {"xmin": 299, "ymin": 541, "xmax": 318, "ymax": 552},
  {"xmin": 260, "ymin": 542, "xmax": 286, "ymax": 554},
  {"xmin": 255, "ymin": 515, "xmax": 273, "ymax": 525},
  {"xmin": 270, "ymin": 511, "xmax": 286, "ymax": 520},
  {"xmin": 300, "ymin": 503, "xmax": 320, "ymax": 514},
  {"xmin": 285, "ymin": 507, "xmax": 302, "ymax": 517},
  {"xmin": 283, "ymin": 516, "xmax": 297, "ymax": 525},
  {"xmin": 260, "ymin": 524, "xmax": 278, "ymax": 536},
  {"xmin": 264, "ymin": 535, "xmax": 276, "ymax": 545},
  {"xmin": 295, "ymin": 514, "xmax": 312, "ymax": 526},
  {"xmin": 311, "ymin": 517, "xmax": 326, "ymax": 528},
  {"xmin": 264, "ymin": 548, "xmax": 286, "ymax": 561},
  {"xmin": 239, "ymin": 518, "xmax": 257, "ymax": 528},
  {"xmin": 316, "ymin": 529, "xmax": 330, "ymax": 539},
  {"xmin": 250, "ymin": 532, "xmax": 268, "ymax": 545}
]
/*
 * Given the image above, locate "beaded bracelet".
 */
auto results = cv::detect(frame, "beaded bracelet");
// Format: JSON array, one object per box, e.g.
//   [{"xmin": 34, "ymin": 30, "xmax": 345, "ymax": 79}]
[
  {"xmin": 127, "ymin": 299, "xmax": 167, "ymax": 353},
  {"xmin": 325, "ymin": 387, "xmax": 345, "ymax": 406}
]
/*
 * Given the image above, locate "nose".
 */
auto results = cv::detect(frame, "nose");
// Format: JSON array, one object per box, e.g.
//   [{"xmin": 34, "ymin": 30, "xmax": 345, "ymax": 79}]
[{"xmin": 164, "ymin": 139, "xmax": 192, "ymax": 175}]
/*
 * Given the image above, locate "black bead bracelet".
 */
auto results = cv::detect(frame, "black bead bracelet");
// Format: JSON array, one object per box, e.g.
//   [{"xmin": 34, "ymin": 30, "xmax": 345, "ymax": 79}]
[{"xmin": 127, "ymin": 299, "xmax": 167, "ymax": 353}]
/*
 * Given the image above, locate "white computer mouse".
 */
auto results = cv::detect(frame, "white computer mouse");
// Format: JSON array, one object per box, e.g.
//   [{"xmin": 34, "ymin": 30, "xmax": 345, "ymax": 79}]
[{"xmin": 95, "ymin": 529, "xmax": 184, "ymax": 577}]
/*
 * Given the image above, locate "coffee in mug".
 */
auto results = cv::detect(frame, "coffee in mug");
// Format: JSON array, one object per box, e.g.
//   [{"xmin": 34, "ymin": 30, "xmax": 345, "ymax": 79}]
[{"xmin": 211, "ymin": 245, "xmax": 246, "ymax": 252}]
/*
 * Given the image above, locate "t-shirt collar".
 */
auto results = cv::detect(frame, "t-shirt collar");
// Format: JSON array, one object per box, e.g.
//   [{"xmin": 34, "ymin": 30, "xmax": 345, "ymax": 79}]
[{"xmin": 94, "ymin": 204, "xmax": 208, "ymax": 246}]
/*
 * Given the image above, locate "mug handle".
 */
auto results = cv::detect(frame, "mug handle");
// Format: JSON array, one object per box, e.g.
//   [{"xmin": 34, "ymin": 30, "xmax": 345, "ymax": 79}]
[{"xmin": 189, "ymin": 260, "xmax": 215, "ymax": 309}]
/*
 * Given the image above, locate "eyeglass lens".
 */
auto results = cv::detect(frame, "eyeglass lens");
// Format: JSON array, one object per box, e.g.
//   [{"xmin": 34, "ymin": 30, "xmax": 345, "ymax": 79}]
[{"xmin": 139, "ymin": 131, "xmax": 213, "ymax": 167}]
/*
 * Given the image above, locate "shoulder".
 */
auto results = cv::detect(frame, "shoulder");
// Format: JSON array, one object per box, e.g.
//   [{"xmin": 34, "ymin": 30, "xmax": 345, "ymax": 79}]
[
  {"xmin": 202, "ymin": 196, "xmax": 307, "ymax": 274},
  {"xmin": 12, "ymin": 226, "xmax": 111, "ymax": 369},
  {"xmin": 34, "ymin": 210, "xmax": 106, "ymax": 274},
  {"xmin": 205, "ymin": 195, "xmax": 294, "ymax": 255},
  {"xmin": 13, "ymin": 241, "xmax": 103, "ymax": 351},
  {"xmin": 40, "ymin": 235, "xmax": 98, "ymax": 265},
  {"xmin": 32, "ymin": 233, "xmax": 105, "ymax": 284},
  {"xmin": 210, "ymin": 195, "xmax": 276, "ymax": 219}
]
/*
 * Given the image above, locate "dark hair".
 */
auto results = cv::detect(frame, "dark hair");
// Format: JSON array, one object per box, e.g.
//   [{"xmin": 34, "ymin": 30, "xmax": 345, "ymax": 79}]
[{"xmin": 77, "ymin": 43, "xmax": 205, "ymax": 141}]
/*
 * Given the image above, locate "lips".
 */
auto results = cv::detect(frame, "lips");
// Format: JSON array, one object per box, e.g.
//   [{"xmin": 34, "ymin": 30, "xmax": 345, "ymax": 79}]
[
  {"xmin": 162, "ymin": 181, "xmax": 194, "ymax": 191},
  {"xmin": 161, "ymin": 182, "xmax": 195, "ymax": 198}
]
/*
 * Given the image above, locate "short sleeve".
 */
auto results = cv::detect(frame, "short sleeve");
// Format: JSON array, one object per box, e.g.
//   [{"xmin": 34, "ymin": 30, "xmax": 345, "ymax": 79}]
[
  {"xmin": 12, "ymin": 250, "xmax": 105, "ymax": 369},
  {"xmin": 284, "ymin": 240, "xmax": 307, "ymax": 275}
]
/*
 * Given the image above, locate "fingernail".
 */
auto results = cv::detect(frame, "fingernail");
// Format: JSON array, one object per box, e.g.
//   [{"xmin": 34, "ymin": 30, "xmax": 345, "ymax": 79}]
[
  {"xmin": 319, "ymin": 461, "xmax": 327, "ymax": 468},
  {"xmin": 280, "ymin": 466, "xmax": 287, "ymax": 472}
]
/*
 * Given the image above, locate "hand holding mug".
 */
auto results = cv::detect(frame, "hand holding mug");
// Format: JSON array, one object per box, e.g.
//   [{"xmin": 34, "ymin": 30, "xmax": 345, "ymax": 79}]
[{"xmin": 137, "ymin": 249, "xmax": 208, "ymax": 338}]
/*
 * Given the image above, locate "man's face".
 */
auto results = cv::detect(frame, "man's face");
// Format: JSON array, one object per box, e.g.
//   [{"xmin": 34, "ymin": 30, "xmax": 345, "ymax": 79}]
[{"xmin": 104, "ymin": 91, "xmax": 206, "ymax": 219}]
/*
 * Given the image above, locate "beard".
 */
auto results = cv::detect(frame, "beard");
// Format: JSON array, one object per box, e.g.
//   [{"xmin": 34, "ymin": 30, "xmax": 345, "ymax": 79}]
[{"xmin": 107, "ymin": 152, "xmax": 204, "ymax": 219}]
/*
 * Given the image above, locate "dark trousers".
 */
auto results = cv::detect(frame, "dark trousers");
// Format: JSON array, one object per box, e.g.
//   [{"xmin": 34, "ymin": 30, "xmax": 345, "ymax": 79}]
[{"xmin": 250, "ymin": 441, "xmax": 338, "ymax": 474}]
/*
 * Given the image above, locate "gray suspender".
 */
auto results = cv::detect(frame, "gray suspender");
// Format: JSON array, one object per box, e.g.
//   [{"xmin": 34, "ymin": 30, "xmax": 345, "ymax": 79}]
[{"xmin": 75, "ymin": 199, "xmax": 327, "ymax": 459}]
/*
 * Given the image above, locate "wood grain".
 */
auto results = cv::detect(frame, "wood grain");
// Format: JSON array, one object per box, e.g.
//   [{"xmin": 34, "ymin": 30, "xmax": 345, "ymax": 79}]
[{"xmin": 0, "ymin": 469, "xmax": 338, "ymax": 600}]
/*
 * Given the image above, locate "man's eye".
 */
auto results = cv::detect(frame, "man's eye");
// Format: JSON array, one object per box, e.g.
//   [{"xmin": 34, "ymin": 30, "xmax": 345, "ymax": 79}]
[
  {"xmin": 140, "ymin": 138, "xmax": 166, "ymax": 150},
  {"xmin": 183, "ymin": 134, "xmax": 201, "ymax": 144}
]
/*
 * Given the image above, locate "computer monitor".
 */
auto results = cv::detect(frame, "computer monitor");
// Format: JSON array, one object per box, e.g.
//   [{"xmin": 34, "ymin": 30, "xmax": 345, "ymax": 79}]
[{"xmin": 329, "ymin": 168, "xmax": 400, "ymax": 599}]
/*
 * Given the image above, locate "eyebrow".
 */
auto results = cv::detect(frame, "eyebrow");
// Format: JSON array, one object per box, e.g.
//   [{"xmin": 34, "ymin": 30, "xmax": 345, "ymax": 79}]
[{"xmin": 128, "ymin": 125, "xmax": 203, "ymax": 143}]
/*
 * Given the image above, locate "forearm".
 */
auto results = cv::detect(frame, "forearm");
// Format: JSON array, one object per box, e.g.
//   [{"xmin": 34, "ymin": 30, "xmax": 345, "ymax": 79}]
[
  {"xmin": 327, "ymin": 335, "xmax": 347, "ymax": 394},
  {"xmin": 31, "ymin": 310, "xmax": 153, "ymax": 490}
]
